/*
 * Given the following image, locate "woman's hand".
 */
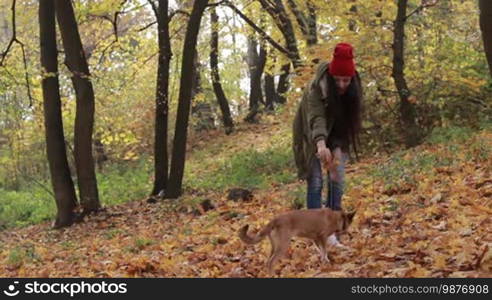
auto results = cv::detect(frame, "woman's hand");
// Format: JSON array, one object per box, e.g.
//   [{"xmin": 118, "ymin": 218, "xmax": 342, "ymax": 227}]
[{"xmin": 316, "ymin": 140, "xmax": 332, "ymax": 168}]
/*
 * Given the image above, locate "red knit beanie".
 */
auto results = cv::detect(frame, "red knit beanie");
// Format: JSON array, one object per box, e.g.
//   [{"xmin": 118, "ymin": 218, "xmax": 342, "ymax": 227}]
[{"xmin": 328, "ymin": 43, "xmax": 356, "ymax": 77}]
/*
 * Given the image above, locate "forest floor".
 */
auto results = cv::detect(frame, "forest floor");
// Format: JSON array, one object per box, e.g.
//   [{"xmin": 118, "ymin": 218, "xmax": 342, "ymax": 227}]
[{"xmin": 0, "ymin": 116, "xmax": 491, "ymax": 277}]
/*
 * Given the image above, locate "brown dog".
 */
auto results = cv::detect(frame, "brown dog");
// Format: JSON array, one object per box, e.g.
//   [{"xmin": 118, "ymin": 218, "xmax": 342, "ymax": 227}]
[{"xmin": 239, "ymin": 208, "xmax": 355, "ymax": 274}]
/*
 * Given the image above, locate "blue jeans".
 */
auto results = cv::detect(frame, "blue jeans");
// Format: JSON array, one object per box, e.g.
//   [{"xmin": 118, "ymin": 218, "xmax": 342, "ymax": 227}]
[{"xmin": 306, "ymin": 154, "xmax": 347, "ymax": 210}]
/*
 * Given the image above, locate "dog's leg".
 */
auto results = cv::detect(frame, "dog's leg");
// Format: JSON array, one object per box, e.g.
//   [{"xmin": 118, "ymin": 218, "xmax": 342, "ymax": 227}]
[
  {"xmin": 266, "ymin": 233, "xmax": 276, "ymax": 270},
  {"xmin": 315, "ymin": 237, "xmax": 330, "ymax": 264},
  {"xmin": 314, "ymin": 240, "xmax": 323, "ymax": 257},
  {"xmin": 267, "ymin": 230, "xmax": 289, "ymax": 276},
  {"xmin": 266, "ymin": 230, "xmax": 278, "ymax": 275}
]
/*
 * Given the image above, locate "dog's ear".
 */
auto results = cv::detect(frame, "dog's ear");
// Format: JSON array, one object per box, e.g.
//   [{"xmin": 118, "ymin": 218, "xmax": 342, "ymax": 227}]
[{"xmin": 346, "ymin": 210, "xmax": 356, "ymax": 223}]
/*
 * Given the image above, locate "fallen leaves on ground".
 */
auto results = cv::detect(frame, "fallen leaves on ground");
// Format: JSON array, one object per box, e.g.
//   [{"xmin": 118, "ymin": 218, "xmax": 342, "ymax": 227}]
[{"xmin": 0, "ymin": 129, "xmax": 490, "ymax": 278}]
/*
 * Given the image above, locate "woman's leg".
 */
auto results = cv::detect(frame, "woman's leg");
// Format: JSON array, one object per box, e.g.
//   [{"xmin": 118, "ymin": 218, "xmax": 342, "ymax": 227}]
[
  {"xmin": 326, "ymin": 152, "xmax": 347, "ymax": 211},
  {"xmin": 306, "ymin": 157, "xmax": 323, "ymax": 209},
  {"xmin": 325, "ymin": 151, "xmax": 349, "ymax": 247}
]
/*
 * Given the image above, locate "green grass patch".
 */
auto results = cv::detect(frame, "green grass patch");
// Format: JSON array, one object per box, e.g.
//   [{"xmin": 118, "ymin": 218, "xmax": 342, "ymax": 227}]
[
  {"xmin": 186, "ymin": 145, "xmax": 296, "ymax": 191},
  {"xmin": 103, "ymin": 228, "xmax": 124, "ymax": 240},
  {"xmin": 124, "ymin": 237, "xmax": 156, "ymax": 254},
  {"xmin": 371, "ymin": 125, "xmax": 492, "ymax": 194},
  {"xmin": 0, "ymin": 158, "xmax": 152, "ymax": 230},
  {"xmin": 97, "ymin": 158, "xmax": 152, "ymax": 206},
  {"xmin": 426, "ymin": 126, "xmax": 474, "ymax": 145},
  {"xmin": 370, "ymin": 151, "xmax": 439, "ymax": 194},
  {"xmin": 0, "ymin": 187, "xmax": 55, "ymax": 230},
  {"xmin": 371, "ymin": 151, "xmax": 438, "ymax": 182},
  {"xmin": 6, "ymin": 243, "xmax": 39, "ymax": 267},
  {"xmin": 288, "ymin": 185, "xmax": 306, "ymax": 209}
]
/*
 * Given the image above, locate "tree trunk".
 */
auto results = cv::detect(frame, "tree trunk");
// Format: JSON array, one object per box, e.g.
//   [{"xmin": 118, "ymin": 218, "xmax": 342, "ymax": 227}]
[
  {"xmin": 282, "ymin": 0, "xmax": 314, "ymax": 103},
  {"xmin": 151, "ymin": 0, "xmax": 171, "ymax": 197},
  {"xmin": 39, "ymin": 0, "xmax": 78, "ymax": 228},
  {"xmin": 166, "ymin": 0, "xmax": 208, "ymax": 199},
  {"xmin": 276, "ymin": 63, "xmax": 290, "ymax": 104},
  {"xmin": 258, "ymin": 0, "xmax": 302, "ymax": 69},
  {"xmin": 191, "ymin": 49, "xmax": 202, "ymax": 100},
  {"xmin": 348, "ymin": 0, "xmax": 357, "ymax": 32},
  {"xmin": 224, "ymin": 2, "xmax": 294, "ymax": 64},
  {"xmin": 479, "ymin": 0, "xmax": 492, "ymax": 77},
  {"xmin": 245, "ymin": 36, "xmax": 266, "ymax": 123},
  {"xmin": 306, "ymin": 1, "xmax": 317, "ymax": 45},
  {"xmin": 392, "ymin": 0, "xmax": 420, "ymax": 147},
  {"xmin": 264, "ymin": 72, "xmax": 276, "ymax": 111},
  {"xmin": 210, "ymin": 7, "xmax": 234, "ymax": 134},
  {"xmin": 94, "ymin": 136, "xmax": 108, "ymax": 171},
  {"xmin": 286, "ymin": 0, "xmax": 317, "ymax": 45},
  {"xmin": 55, "ymin": 0, "xmax": 100, "ymax": 213},
  {"xmin": 191, "ymin": 50, "xmax": 215, "ymax": 131}
]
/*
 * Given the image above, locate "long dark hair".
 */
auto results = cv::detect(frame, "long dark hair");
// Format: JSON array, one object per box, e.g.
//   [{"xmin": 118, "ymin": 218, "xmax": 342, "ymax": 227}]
[{"xmin": 327, "ymin": 73, "xmax": 363, "ymax": 159}]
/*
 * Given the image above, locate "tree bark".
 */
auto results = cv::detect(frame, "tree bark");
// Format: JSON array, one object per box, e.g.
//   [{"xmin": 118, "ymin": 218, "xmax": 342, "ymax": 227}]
[
  {"xmin": 257, "ymin": 0, "xmax": 300, "ymax": 104},
  {"xmin": 348, "ymin": 0, "xmax": 357, "ymax": 32},
  {"xmin": 392, "ymin": 0, "xmax": 420, "ymax": 147},
  {"xmin": 166, "ymin": 0, "xmax": 208, "ymax": 198},
  {"xmin": 286, "ymin": 0, "xmax": 317, "ymax": 45},
  {"xmin": 264, "ymin": 72, "xmax": 276, "ymax": 111},
  {"xmin": 224, "ymin": 2, "xmax": 292, "ymax": 62},
  {"xmin": 306, "ymin": 1, "xmax": 317, "ymax": 45},
  {"xmin": 245, "ymin": 35, "xmax": 266, "ymax": 123},
  {"xmin": 210, "ymin": 7, "xmax": 234, "ymax": 134},
  {"xmin": 39, "ymin": 0, "xmax": 78, "ymax": 228},
  {"xmin": 276, "ymin": 63, "xmax": 290, "ymax": 104},
  {"xmin": 258, "ymin": 0, "xmax": 302, "ymax": 69},
  {"xmin": 191, "ymin": 50, "xmax": 215, "ymax": 131},
  {"xmin": 55, "ymin": 0, "xmax": 100, "ymax": 213},
  {"xmin": 150, "ymin": 0, "xmax": 171, "ymax": 197},
  {"xmin": 479, "ymin": 0, "xmax": 492, "ymax": 77}
]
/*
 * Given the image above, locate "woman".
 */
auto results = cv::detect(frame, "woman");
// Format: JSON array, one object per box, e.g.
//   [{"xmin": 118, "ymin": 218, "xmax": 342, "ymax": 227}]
[{"xmin": 293, "ymin": 43, "xmax": 363, "ymax": 246}]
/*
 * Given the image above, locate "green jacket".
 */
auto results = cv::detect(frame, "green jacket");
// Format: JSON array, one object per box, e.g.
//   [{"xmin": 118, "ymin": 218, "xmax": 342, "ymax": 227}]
[{"xmin": 292, "ymin": 61, "xmax": 361, "ymax": 180}]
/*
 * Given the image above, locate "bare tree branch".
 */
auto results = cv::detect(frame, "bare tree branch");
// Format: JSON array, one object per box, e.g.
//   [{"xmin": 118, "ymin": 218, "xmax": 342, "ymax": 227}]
[
  {"xmin": 206, "ymin": 1, "xmax": 226, "ymax": 8},
  {"xmin": 138, "ymin": 21, "xmax": 157, "ymax": 32},
  {"xmin": 0, "ymin": 0, "xmax": 33, "ymax": 107},
  {"xmin": 19, "ymin": 42, "xmax": 32, "ymax": 107},
  {"xmin": 405, "ymin": 0, "xmax": 439, "ymax": 20},
  {"xmin": 169, "ymin": 9, "xmax": 191, "ymax": 20},
  {"xmin": 139, "ymin": 8, "xmax": 189, "ymax": 32},
  {"xmin": 286, "ymin": 0, "xmax": 308, "ymax": 36},
  {"xmin": 223, "ymin": 0, "xmax": 291, "ymax": 59},
  {"xmin": 147, "ymin": 0, "xmax": 158, "ymax": 17},
  {"xmin": 0, "ymin": 0, "xmax": 17, "ymax": 66}
]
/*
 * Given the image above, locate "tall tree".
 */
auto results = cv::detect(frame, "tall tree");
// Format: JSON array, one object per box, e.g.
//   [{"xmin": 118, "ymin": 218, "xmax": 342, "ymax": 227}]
[
  {"xmin": 210, "ymin": 7, "xmax": 234, "ymax": 134},
  {"xmin": 222, "ymin": 1, "xmax": 294, "ymax": 104},
  {"xmin": 245, "ymin": 35, "xmax": 267, "ymax": 123},
  {"xmin": 479, "ymin": 0, "xmax": 492, "ymax": 77},
  {"xmin": 392, "ymin": 0, "xmax": 420, "ymax": 147},
  {"xmin": 55, "ymin": 0, "xmax": 100, "ymax": 212},
  {"xmin": 257, "ymin": 0, "xmax": 301, "ymax": 69},
  {"xmin": 264, "ymin": 70, "xmax": 277, "ymax": 111},
  {"xmin": 223, "ymin": 1, "xmax": 295, "ymax": 66},
  {"xmin": 191, "ymin": 50, "xmax": 215, "ymax": 131},
  {"xmin": 276, "ymin": 63, "xmax": 289, "ymax": 104},
  {"xmin": 166, "ymin": 0, "xmax": 209, "ymax": 198},
  {"xmin": 39, "ymin": 0, "xmax": 78, "ymax": 228},
  {"xmin": 149, "ymin": 0, "xmax": 172, "ymax": 198},
  {"xmin": 258, "ymin": 0, "xmax": 302, "ymax": 105},
  {"xmin": 282, "ymin": 0, "xmax": 318, "ymax": 105},
  {"xmin": 286, "ymin": 0, "xmax": 317, "ymax": 45},
  {"xmin": 348, "ymin": 0, "xmax": 357, "ymax": 32}
]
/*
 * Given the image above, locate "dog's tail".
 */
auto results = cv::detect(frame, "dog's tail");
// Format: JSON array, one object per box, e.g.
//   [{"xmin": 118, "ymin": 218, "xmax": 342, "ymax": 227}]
[{"xmin": 238, "ymin": 222, "xmax": 275, "ymax": 244}]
